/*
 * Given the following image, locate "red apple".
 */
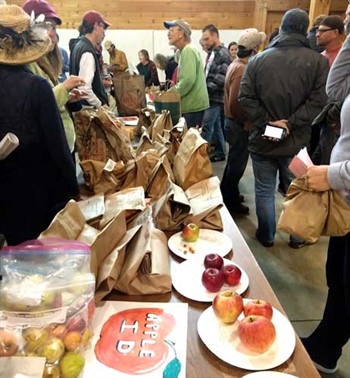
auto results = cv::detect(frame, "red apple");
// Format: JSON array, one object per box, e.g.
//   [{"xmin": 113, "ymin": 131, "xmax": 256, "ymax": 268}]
[
  {"xmin": 222, "ymin": 264, "xmax": 242, "ymax": 286},
  {"xmin": 212, "ymin": 290, "xmax": 243, "ymax": 324},
  {"xmin": 243, "ymin": 299, "xmax": 273, "ymax": 320},
  {"xmin": 238, "ymin": 315, "xmax": 276, "ymax": 353},
  {"xmin": 202, "ymin": 268, "xmax": 225, "ymax": 292},
  {"xmin": 182, "ymin": 223, "xmax": 200, "ymax": 242},
  {"xmin": 66, "ymin": 315, "xmax": 87, "ymax": 333},
  {"xmin": 204, "ymin": 253, "xmax": 224, "ymax": 270},
  {"xmin": 0, "ymin": 330, "xmax": 19, "ymax": 357}
]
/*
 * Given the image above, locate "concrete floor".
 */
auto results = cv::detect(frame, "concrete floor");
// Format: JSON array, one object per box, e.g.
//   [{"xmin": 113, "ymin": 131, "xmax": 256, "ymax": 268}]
[{"xmin": 213, "ymin": 157, "xmax": 350, "ymax": 378}]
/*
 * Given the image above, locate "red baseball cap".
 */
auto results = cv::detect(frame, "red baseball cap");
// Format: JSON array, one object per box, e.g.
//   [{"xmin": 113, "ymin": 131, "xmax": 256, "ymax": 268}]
[
  {"xmin": 83, "ymin": 10, "xmax": 110, "ymax": 27},
  {"xmin": 22, "ymin": 0, "xmax": 62, "ymax": 25}
]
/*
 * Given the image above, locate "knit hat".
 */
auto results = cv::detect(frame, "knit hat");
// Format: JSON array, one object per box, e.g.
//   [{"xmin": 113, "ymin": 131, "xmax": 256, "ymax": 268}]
[
  {"xmin": 83, "ymin": 10, "xmax": 110, "ymax": 28},
  {"xmin": 280, "ymin": 8, "xmax": 309, "ymax": 35},
  {"xmin": 22, "ymin": 0, "xmax": 61, "ymax": 25},
  {"xmin": 0, "ymin": 4, "xmax": 50, "ymax": 65},
  {"xmin": 320, "ymin": 15, "xmax": 345, "ymax": 34},
  {"xmin": 238, "ymin": 28, "xmax": 266, "ymax": 50},
  {"xmin": 164, "ymin": 19, "xmax": 192, "ymax": 37}
]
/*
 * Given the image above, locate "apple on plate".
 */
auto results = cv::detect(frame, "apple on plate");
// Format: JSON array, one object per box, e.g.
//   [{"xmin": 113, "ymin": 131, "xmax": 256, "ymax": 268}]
[
  {"xmin": 222, "ymin": 264, "xmax": 242, "ymax": 286},
  {"xmin": 202, "ymin": 268, "xmax": 225, "ymax": 292},
  {"xmin": 204, "ymin": 253, "xmax": 224, "ymax": 270},
  {"xmin": 243, "ymin": 299, "xmax": 273, "ymax": 320},
  {"xmin": 212, "ymin": 290, "xmax": 243, "ymax": 324},
  {"xmin": 182, "ymin": 223, "xmax": 200, "ymax": 242},
  {"xmin": 238, "ymin": 315, "xmax": 276, "ymax": 353}
]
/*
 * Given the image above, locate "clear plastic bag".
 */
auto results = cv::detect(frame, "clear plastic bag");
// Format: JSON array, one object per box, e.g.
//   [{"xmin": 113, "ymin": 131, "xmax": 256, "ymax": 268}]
[{"xmin": 0, "ymin": 238, "xmax": 95, "ymax": 377}]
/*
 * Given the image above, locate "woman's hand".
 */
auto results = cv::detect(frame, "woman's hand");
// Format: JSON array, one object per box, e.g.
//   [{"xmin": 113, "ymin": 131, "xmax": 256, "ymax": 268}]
[
  {"xmin": 305, "ymin": 165, "xmax": 331, "ymax": 192},
  {"xmin": 62, "ymin": 75, "xmax": 85, "ymax": 92}
]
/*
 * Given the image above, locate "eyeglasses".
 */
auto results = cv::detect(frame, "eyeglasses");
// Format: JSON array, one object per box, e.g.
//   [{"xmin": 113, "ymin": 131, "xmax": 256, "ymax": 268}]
[
  {"xmin": 316, "ymin": 27, "xmax": 337, "ymax": 33},
  {"xmin": 97, "ymin": 22, "xmax": 107, "ymax": 30}
]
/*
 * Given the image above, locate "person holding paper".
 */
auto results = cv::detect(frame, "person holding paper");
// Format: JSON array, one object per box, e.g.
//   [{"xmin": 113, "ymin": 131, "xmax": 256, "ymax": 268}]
[
  {"xmin": 0, "ymin": 4, "xmax": 79, "ymax": 246},
  {"xmin": 239, "ymin": 8, "xmax": 329, "ymax": 248},
  {"xmin": 301, "ymin": 11, "xmax": 350, "ymax": 374}
]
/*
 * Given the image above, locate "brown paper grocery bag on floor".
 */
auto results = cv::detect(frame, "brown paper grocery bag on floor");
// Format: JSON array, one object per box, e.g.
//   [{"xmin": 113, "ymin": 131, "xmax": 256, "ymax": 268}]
[
  {"xmin": 173, "ymin": 128, "xmax": 213, "ymax": 190},
  {"xmin": 114, "ymin": 217, "xmax": 171, "ymax": 295}
]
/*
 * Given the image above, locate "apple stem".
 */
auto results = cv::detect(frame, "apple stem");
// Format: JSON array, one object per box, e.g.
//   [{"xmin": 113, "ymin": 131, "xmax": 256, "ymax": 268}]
[{"xmin": 164, "ymin": 340, "xmax": 177, "ymax": 358}]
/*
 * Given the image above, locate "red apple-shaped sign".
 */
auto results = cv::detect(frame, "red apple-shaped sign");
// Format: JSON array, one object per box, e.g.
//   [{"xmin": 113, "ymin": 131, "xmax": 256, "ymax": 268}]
[
  {"xmin": 212, "ymin": 290, "xmax": 243, "ymax": 324},
  {"xmin": 204, "ymin": 253, "xmax": 224, "ymax": 270},
  {"xmin": 222, "ymin": 264, "xmax": 242, "ymax": 286},
  {"xmin": 182, "ymin": 223, "xmax": 199, "ymax": 242},
  {"xmin": 238, "ymin": 315, "xmax": 276, "ymax": 353},
  {"xmin": 95, "ymin": 308, "xmax": 176, "ymax": 374},
  {"xmin": 243, "ymin": 299, "xmax": 273, "ymax": 320},
  {"xmin": 202, "ymin": 268, "xmax": 225, "ymax": 292}
]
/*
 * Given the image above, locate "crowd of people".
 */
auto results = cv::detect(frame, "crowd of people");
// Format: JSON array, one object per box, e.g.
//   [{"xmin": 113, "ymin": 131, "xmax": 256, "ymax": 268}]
[{"xmin": 0, "ymin": 0, "xmax": 349, "ymax": 375}]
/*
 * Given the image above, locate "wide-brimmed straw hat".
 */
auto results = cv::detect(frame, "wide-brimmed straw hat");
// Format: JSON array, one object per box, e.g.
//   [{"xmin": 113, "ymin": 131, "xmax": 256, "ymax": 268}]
[{"xmin": 0, "ymin": 4, "xmax": 50, "ymax": 65}]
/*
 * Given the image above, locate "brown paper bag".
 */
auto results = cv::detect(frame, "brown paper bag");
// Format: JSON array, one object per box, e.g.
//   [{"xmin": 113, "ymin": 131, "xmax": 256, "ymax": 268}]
[
  {"xmin": 74, "ymin": 107, "xmax": 134, "ymax": 163},
  {"xmin": 154, "ymin": 90, "xmax": 181, "ymax": 126},
  {"xmin": 166, "ymin": 118, "xmax": 188, "ymax": 165},
  {"xmin": 100, "ymin": 186, "xmax": 146, "ymax": 228},
  {"xmin": 150, "ymin": 110, "xmax": 173, "ymax": 142},
  {"xmin": 113, "ymin": 72, "xmax": 146, "ymax": 116},
  {"xmin": 114, "ymin": 217, "xmax": 171, "ymax": 295},
  {"xmin": 184, "ymin": 176, "xmax": 223, "ymax": 231},
  {"xmin": 277, "ymin": 177, "xmax": 329, "ymax": 243},
  {"xmin": 135, "ymin": 107, "xmax": 156, "ymax": 136},
  {"xmin": 147, "ymin": 155, "xmax": 175, "ymax": 199},
  {"xmin": 120, "ymin": 150, "xmax": 160, "ymax": 191},
  {"xmin": 151, "ymin": 181, "xmax": 191, "ymax": 231},
  {"xmin": 80, "ymin": 159, "xmax": 133, "ymax": 195},
  {"xmin": 39, "ymin": 201, "xmax": 127, "ymax": 290},
  {"xmin": 94, "ymin": 225, "xmax": 141, "ymax": 302},
  {"xmin": 173, "ymin": 128, "xmax": 213, "ymax": 190},
  {"xmin": 322, "ymin": 190, "xmax": 350, "ymax": 236}
]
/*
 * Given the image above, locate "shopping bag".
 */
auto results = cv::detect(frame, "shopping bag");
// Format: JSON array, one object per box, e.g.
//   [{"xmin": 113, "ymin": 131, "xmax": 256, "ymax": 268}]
[
  {"xmin": 322, "ymin": 190, "xmax": 350, "ymax": 236},
  {"xmin": 154, "ymin": 90, "xmax": 181, "ymax": 126},
  {"xmin": 113, "ymin": 72, "xmax": 146, "ymax": 116},
  {"xmin": 277, "ymin": 177, "xmax": 328, "ymax": 243}
]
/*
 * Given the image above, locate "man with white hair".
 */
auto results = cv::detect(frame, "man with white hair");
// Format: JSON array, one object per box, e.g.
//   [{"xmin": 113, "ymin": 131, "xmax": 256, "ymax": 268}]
[
  {"xmin": 239, "ymin": 8, "xmax": 329, "ymax": 248},
  {"xmin": 164, "ymin": 19, "xmax": 209, "ymax": 128}
]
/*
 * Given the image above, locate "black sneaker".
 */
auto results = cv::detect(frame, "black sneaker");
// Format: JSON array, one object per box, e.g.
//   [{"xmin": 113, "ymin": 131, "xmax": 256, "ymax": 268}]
[
  {"xmin": 300, "ymin": 337, "xmax": 338, "ymax": 374},
  {"xmin": 230, "ymin": 204, "xmax": 249, "ymax": 215},
  {"xmin": 210, "ymin": 155, "xmax": 225, "ymax": 162},
  {"xmin": 288, "ymin": 240, "xmax": 312, "ymax": 249},
  {"xmin": 255, "ymin": 230, "xmax": 274, "ymax": 247}
]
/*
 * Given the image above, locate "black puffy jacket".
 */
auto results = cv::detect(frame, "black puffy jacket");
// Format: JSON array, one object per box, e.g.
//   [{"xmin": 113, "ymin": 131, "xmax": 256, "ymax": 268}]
[{"xmin": 239, "ymin": 33, "xmax": 329, "ymax": 157}]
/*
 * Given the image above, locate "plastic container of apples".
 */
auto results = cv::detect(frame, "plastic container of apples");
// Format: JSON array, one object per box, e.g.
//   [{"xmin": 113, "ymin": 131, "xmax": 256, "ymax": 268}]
[{"xmin": 0, "ymin": 238, "xmax": 96, "ymax": 378}]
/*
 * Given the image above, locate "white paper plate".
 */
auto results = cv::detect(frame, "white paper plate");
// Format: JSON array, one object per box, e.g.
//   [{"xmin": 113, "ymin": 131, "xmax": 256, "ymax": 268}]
[
  {"xmin": 171, "ymin": 258, "xmax": 249, "ymax": 302},
  {"xmin": 197, "ymin": 299, "xmax": 296, "ymax": 371},
  {"xmin": 168, "ymin": 229, "xmax": 232, "ymax": 260},
  {"xmin": 243, "ymin": 373, "xmax": 298, "ymax": 378}
]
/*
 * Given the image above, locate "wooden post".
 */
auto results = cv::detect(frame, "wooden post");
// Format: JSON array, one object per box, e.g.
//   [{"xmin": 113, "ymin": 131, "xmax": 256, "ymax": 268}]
[
  {"xmin": 309, "ymin": 0, "xmax": 331, "ymax": 26},
  {"xmin": 254, "ymin": 0, "xmax": 268, "ymax": 33}
]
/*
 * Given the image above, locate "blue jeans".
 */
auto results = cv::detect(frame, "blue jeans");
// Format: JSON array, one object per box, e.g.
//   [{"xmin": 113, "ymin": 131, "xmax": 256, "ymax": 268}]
[
  {"xmin": 220, "ymin": 118, "xmax": 249, "ymax": 209},
  {"xmin": 183, "ymin": 110, "xmax": 205, "ymax": 128},
  {"xmin": 251, "ymin": 153, "xmax": 298, "ymax": 244},
  {"xmin": 201, "ymin": 104, "xmax": 226, "ymax": 158}
]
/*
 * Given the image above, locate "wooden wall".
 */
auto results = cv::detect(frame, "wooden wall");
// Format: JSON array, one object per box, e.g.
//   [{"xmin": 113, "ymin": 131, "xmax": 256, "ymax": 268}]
[{"xmin": 7, "ymin": 0, "xmax": 348, "ymax": 36}]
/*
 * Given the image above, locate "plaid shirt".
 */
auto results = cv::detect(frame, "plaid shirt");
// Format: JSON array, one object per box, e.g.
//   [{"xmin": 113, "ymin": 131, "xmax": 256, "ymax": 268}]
[{"xmin": 205, "ymin": 44, "xmax": 231, "ymax": 104}]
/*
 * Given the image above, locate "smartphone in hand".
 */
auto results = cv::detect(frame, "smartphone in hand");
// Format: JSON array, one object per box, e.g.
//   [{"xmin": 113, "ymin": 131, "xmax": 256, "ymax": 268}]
[{"xmin": 262, "ymin": 125, "xmax": 286, "ymax": 140}]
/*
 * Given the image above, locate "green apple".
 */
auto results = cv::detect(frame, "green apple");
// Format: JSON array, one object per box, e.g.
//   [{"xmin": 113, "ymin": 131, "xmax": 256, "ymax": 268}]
[
  {"xmin": 59, "ymin": 351, "xmax": 85, "ymax": 378},
  {"xmin": 182, "ymin": 223, "xmax": 200, "ymax": 242},
  {"xmin": 37, "ymin": 337, "xmax": 65, "ymax": 364}
]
